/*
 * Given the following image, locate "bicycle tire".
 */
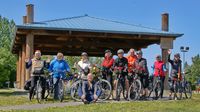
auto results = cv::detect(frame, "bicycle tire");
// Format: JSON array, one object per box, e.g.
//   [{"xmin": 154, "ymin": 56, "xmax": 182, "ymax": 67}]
[
  {"xmin": 98, "ymin": 79, "xmax": 112, "ymax": 101},
  {"xmin": 36, "ymin": 80, "xmax": 42, "ymax": 103},
  {"xmin": 128, "ymin": 79, "xmax": 141, "ymax": 101},
  {"xmin": 70, "ymin": 80, "xmax": 82, "ymax": 102},
  {"xmin": 58, "ymin": 80, "xmax": 65, "ymax": 102}
]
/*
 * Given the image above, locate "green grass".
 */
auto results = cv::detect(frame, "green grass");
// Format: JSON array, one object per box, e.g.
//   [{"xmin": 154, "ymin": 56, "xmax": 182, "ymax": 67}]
[
  {"xmin": 0, "ymin": 89, "xmax": 71, "ymax": 106},
  {"xmin": 5, "ymin": 94, "xmax": 200, "ymax": 112},
  {"xmin": 1, "ymin": 89, "xmax": 200, "ymax": 112}
]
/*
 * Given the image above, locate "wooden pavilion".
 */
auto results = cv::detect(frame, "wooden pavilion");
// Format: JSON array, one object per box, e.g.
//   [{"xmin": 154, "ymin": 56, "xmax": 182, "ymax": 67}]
[{"xmin": 12, "ymin": 4, "xmax": 183, "ymax": 88}]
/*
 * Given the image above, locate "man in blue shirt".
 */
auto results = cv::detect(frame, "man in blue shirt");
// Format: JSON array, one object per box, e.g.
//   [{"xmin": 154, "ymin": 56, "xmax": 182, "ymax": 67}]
[
  {"xmin": 78, "ymin": 73, "xmax": 101, "ymax": 104},
  {"xmin": 48, "ymin": 52, "xmax": 70, "ymax": 100}
]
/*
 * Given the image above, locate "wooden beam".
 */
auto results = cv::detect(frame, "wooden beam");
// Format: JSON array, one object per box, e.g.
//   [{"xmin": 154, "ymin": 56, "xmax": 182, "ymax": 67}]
[{"xmin": 17, "ymin": 29, "xmax": 161, "ymax": 40}]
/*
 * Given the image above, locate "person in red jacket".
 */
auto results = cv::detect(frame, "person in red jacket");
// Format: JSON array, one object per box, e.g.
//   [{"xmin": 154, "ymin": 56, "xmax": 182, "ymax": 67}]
[
  {"xmin": 152, "ymin": 55, "xmax": 167, "ymax": 99},
  {"xmin": 101, "ymin": 50, "xmax": 114, "ymax": 87}
]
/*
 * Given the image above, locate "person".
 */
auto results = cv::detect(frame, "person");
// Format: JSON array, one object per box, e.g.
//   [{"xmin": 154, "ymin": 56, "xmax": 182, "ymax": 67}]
[
  {"xmin": 126, "ymin": 48, "xmax": 137, "ymax": 73},
  {"xmin": 167, "ymin": 49, "xmax": 182, "ymax": 100},
  {"xmin": 134, "ymin": 50, "xmax": 149, "ymax": 100},
  {"xmin": 79, "ymin": 73, "xmax": 101, "ymax": 104},
  {"xmin": 101, "ymin": 49, "xmax": 114, "ymax": 87},
  {"xmin": 76, "ymin": 52, "xmax": 92, "ymax": 79},
  {"xmin": 126, "ymin": 48, "xmax": 137, "ymax": 85},
  {"xmin": 48, "ymin": 52, "xmax": 70, "ymax": 100},
  {"xmin": 113, "ymin": 49, "xmax": 129, "ymax": 99},
  {"xmin": 25, "ymin": 50, "xmax": 50, "ymax": 101},
  {"xmin": 152, "ymin": 55, "xmax": 167, "ymax": 99}
]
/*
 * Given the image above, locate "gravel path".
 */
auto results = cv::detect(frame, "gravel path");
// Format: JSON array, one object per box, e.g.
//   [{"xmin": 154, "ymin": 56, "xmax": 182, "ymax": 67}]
[
  {"xmin": 0, "ymin": 97, "xmax": 171, "ymax": 111},
  {"xmin": 0, "ymin": 101, "xmax": 83, "ymax": 111}
]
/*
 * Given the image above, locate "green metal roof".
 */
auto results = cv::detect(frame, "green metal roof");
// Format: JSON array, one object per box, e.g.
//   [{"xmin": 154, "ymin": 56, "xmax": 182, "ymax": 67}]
[{"xmin": 17, "ymin": 15, "xmax": 183, "ymax": 37}]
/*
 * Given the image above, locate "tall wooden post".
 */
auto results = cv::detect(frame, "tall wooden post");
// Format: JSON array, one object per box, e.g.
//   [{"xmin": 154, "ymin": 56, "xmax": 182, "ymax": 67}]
[
  {"xmin": 25, "ymin": 34, "xmax": 34, "ymax": 81},
  {"xmin": 161, "ymin": 13, "xmax": 173, "ymax": 90},
  {"xmin": 25, "ymin": 4, "xmax": 34, "ymax": 81},
  {"xmin": 21, "ymin": 44, "xmax": 26, "ymax": 88},
  {"xmin": 18, "ymin": 50, "xmax": 22, "ymax": 88},
  {"xmin": 16, "ymin": 50, "xmax": 22, "ymax": 88}
]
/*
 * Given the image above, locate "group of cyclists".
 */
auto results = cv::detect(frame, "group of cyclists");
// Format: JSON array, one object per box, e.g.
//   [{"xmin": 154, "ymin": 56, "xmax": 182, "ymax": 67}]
[{"xmin": 24, "ymin": 47, "xmax": 185, "ymax": 103}]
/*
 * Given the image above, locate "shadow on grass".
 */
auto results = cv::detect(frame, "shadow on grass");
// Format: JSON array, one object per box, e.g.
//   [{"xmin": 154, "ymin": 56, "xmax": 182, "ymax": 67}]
[{"xmin": 0, "ymin": 90, "xmax": 28, "ymax": 96}]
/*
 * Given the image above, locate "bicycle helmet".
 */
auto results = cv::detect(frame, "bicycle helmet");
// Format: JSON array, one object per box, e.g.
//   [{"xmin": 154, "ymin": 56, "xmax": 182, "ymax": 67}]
[
  {"xmin": 117, "ymin": 49, "xmax": 124, "ymax": 54},
  {"xmin": 105, "ymin": 49, "xmax": 111, "ymax": 53},
  {"xmin": 174, "ymin": 53, "xmax": 180, "ymax": 58},
  {"xmin": 81, "ymin": 52, "xmax": 88, "ymax": 56},
  {"xmin": 136, "ymin": 50, "xmax": 143, "ymax": 55}
]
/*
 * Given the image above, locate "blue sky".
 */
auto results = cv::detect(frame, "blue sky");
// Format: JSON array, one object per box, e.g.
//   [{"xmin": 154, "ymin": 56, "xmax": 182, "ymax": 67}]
[{"xmin": 0, "ymin": 0, "xmax": 199, "ymax": 73}]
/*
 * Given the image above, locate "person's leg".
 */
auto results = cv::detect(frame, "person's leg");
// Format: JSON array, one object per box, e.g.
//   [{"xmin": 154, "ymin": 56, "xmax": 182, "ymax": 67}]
[
  {"xmin": 169, "ymin": 80, "xmax": 175, "ymax": 100},
  {"xmin": 153, "ymin": 76, "xmax": 158, "ymax": 98},
  {"xmin": 140, "ymin": 75, "xmax": 144, "ymax": 96},
  {"xmin": 125, "ymin": 75, "xmax": 129, "ymax": 96},
  {"xmin": 109, "ymin": 70, "xmax": 113, "ymax": 89},
  {"xmin": 178, "ymin": 81, "xmax": 183, "ymax": 99},
  {"xmin": 113, "ymin": 75, "xmax": 118, "ymax": 99},
  {"xmin": 29, "ymin": 76, "xmax": 38, "ymax": 100},
  {"xmin": 53, "ymin": 77, "xmax": 59, "ymax": 100},
  {"xmin": 41, "ymin": 77, "xmax": 46, "ymax": 99},
  {"xmin": 144, "ymin": 75, "xmax": 149, "ymax": 97},
  {"xmin": 160, "ymin": 76, "xmax": 165, "ymax": 98}
]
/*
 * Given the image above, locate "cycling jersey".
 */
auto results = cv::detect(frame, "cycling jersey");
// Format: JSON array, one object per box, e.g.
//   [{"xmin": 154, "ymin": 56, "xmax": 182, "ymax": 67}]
[
  {"xmin": 153, "ymin": 61, "xmax": 167, "ymax": 77},
  {"xmin": 168, "ymin": 54, "xmax": 182, "ymax": 79},
  {"xmin": 126, "ymin": 55, "xmax": 137, "ymax": 72}
]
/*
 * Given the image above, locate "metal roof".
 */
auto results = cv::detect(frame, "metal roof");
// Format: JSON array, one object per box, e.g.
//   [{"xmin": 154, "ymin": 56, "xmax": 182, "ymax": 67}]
[{"xmin": 17, "ymin": 15, "xmax": 183, "ymax": 37}]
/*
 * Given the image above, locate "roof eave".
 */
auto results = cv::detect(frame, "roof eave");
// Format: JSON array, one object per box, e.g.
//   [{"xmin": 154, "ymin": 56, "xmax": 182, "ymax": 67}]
[{"xmin": 16, "ymin": 25, "xmax": 183, "ymax": 38}]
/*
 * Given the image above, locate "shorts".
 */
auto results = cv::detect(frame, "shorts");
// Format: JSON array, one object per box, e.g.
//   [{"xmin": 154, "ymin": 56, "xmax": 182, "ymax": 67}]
[{"xmin": 113, "ymin": 72, "xmax": 128, "ymax": 80}]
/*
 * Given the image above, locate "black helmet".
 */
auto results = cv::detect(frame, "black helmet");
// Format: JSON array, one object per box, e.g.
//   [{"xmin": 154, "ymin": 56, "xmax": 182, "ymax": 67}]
[{"xmin": 174, "ymin": 53, "xmax": 180, "ymax": 58}]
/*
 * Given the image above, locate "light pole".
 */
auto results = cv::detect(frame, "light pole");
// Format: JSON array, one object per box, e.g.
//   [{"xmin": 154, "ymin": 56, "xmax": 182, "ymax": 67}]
[{"xmin": 180, "ymin": 46, "xmax": 189, "ymax": 73}]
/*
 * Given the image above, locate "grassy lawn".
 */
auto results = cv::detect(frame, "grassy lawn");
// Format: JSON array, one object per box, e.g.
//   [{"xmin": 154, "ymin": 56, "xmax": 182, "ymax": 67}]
[
  {"xmin": 0, "ymin": 89, "xmax": 71, "ymax": 106},
  {"xmin": 4, "ymin": 94, "xmax": 200, "ymax": 112},
  {"xmin": 1, "ymin": 89, "xmax": 200, "ymax": 112}
]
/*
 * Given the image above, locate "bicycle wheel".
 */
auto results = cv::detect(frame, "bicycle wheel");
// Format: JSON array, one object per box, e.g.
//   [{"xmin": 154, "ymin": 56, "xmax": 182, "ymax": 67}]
[
  {"xmin": 58, "ymin": 80, "xmax": 65, "ymax": 102},
  {"xmin": 128, "ymin": 79, "xmax": 141, "ymax": 101},
  {"xmin": 98, "ymin": 79, "xmax": 112, "ymax": 101},
  {"xmin": 115, "ymin": 80, "xmax": 123, "ymax": 101},
  {"xmin": 184, "ymin": 82, "xmax": 192, "ymax": 99},
  {"xmin": 70, "ymin": 80, "xmax": 82, "ymax": 102},
  {"xmin": 36, "ymin": 80, "xmax": 42, "ymax": 103},
  {"xmin": 173, "ymin": 81, "xmax": 182, "ymax": 100}
]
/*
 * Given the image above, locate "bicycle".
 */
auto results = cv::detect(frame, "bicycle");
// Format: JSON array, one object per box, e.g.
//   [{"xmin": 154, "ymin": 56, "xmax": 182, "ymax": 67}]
[
  {"xmin": 148, "ymin": 76, "xmax": 162, "ymax": 99},
  {"xmin": 70, "ymin": 67, "xmax": 112, "ymax": 101},
  {"xmin": 128, "ymin": 71, "xmax": 142, "ymax": 101},
  {"xmin": 114, "ymin": 67, "xmax": 128, "ymax": 101},
  {"xmin": 170, "ymin": 77, "xmax": 182, "ymax": 100},
  {"xmin": 179, "ymin": 77, "xmax": 192, "ymax": 99},
  {"xmin": 29, "ymin": 74, "xmax": 46, "ymax": 103},
  {"xmin": 45, "ymin": 71, "xmax": 67, "ymax": 102},
  {"xmin": 101, "ymin": 67, "xmax": 113, "ymax": 87}
]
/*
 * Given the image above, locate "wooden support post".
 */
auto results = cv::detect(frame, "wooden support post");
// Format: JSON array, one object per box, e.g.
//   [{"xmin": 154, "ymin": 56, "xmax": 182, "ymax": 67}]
[
  {"xmin": 18, "ymin": 50, "xmax": 22, "ymax": 88},
  {"xmin": 161, "ymin": 13, "xmax": 170, "ymax": 90},
  {"xmin": 25, "ymin": 33, "xmax": 34, "ymax": 81},
  {"xmin": 21, "ymin": 44, "xmax": 26, "ymax": 88},
  {"xmin": 16, "ymin": 51, "xmax": 22, "ymax": 89}
]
